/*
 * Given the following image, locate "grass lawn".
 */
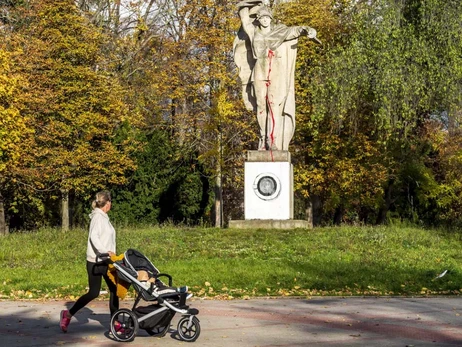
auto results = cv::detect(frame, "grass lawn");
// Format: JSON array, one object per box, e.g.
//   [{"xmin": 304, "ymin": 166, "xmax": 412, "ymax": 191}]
[{"xmin": 1, "ymin": 225, "xmax": 462, "ymax": 300}]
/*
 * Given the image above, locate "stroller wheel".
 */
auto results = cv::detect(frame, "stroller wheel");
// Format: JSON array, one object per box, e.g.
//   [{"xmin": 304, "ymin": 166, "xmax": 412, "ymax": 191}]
[
  {"xmin": 110, "ymin": 309, "xmax": 139, "ymax": 342},
  {"xmin": 146, "ymin": 325, "xmax": 169, "ymax": 337},
  {"xmin": 177, "ymin": 315, "xmax": 200, "ymax": 342}
]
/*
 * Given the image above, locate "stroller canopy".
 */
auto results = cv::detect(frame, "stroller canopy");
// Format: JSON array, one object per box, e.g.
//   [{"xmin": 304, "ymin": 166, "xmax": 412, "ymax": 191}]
[{"xmin": 124, "ymin": 249, "xmax": 159, "ymax": 278}]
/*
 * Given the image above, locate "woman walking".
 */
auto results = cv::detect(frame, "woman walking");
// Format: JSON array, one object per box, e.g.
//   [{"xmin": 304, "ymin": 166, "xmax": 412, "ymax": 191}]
[{"xmin": 60, "ymin": 190, "xmax": 119, "ymax": 332}]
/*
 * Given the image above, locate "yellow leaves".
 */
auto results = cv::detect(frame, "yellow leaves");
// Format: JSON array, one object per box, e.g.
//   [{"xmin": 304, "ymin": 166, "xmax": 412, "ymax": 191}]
[
  {"xmin": 189, "ymin": 281, "xmax": 328, "ymax": 299},
  {"xmin": 203, "ymin": 281, "xmax": 214, "ymax": 294},
  {"xmin": 0, "ymin": 12, "xmax": 140, "ymax": 193},
  {"xmin": 216, "ymin": 90, "xmax": 239, "ymax": 120},
  {"xmin": 8, "ymin": 290, "xmax": 35, "ymax": 300},
  {"xmin": 0, "ymin": 281, "xmax": 89, "ymax": 300},
  {"xmin": 83, "ymin": 335, "xmax": 97, "ymax": 340},
  {"xmin": 0, "ymin": 52, "xmax": 30, "ymax": 175},
  {"xmin": 295, "ymin": 127, "xmax": 388, "ymax": 212}
]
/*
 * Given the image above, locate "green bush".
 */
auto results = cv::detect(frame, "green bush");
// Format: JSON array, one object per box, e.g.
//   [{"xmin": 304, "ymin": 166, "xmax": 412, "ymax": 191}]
[{"xmin": 110, "ymin": 129, "xmax": 213, "ymax": 226}]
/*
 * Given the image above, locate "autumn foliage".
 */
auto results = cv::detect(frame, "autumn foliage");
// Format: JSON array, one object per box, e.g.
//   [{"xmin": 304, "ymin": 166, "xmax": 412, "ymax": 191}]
[{"xmin": 1, "ymin": 0, "xmax": 462, "ymax": 231}]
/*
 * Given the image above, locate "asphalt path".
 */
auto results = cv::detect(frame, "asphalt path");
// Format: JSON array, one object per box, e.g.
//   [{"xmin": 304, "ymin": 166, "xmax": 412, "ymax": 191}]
[{"xmin": 1, "ymin": 296, "xmax": 462, "ymax": 346}]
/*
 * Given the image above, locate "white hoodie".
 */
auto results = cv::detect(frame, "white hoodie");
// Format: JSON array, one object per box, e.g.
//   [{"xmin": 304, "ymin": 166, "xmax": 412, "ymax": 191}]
[{"xmin": 86, "ymin": 208, "xmax": 116, "ymax": 263}]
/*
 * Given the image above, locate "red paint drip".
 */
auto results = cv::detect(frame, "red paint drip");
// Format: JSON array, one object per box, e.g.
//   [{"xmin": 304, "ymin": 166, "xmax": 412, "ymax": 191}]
[{"xmin": 266, "ymin": 49, "xmax": 275, "ymax": 162}]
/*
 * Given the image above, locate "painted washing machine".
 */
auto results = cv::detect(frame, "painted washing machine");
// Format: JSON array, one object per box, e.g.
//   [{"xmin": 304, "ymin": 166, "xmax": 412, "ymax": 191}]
[{"xmin": 244, "ymin": 161, "xmax": 294, "ymax": 220}]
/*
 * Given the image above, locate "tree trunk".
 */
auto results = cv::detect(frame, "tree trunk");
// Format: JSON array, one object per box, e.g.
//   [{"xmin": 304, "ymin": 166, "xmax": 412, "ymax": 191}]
[
  {"xmin": 61, "ymin": 189, "xmax": 69, "ymax": 231},
  {"xmin": 214, "ymin": 124, "xmax": 223, "ymax": 228},
  {"xmin": 305, "ymin": 197, "xmax": 313, "ymax": 228},
  {"xmin": 376, "ymin": 181, "xmax": 393, "ymax": 225},
  {"xmin": 215, "ymin": 173, "xmax": 223, "ymax": 228},
  {"xmin": 310, "ymin": 195, "xmax": 322, "ymax": 226},
  {"xmin": 333, "ymin": 205, "xmax": 344, "ymax": 225},
  {"xmin": 0, "ymin": 193, "xmax": 7, "ymax": 235}
]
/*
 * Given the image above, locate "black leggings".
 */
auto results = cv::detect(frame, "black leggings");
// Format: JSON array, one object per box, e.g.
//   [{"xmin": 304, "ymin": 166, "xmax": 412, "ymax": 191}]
[{"xmin": 69, "ymin": 261, "xmax": 119, "ymax": 316}]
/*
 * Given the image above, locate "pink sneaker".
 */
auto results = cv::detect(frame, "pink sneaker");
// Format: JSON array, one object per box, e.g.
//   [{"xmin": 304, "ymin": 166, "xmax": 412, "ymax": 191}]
[
  {"xmin": 60, "ymin": 310, "xmax": 71, "ymax": 332},
  {"xmin": 114, "ymin": 321, "xmax": 126, "ymax": 334}
]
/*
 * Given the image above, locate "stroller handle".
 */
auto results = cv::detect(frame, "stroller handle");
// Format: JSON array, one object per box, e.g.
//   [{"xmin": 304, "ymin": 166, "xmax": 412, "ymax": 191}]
[{"xmin": 96, "ymin": 253, "xmax": 113, "ymax": 264}]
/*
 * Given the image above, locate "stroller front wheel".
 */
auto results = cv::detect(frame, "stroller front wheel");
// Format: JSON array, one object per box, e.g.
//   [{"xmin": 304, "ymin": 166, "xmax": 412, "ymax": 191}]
[
  {"xmin": 110, "ymin": 308, "xmax": 139, "ymax": 342},
  {"xmin": 177, "ymin": 315, "xmax": 200, "ymax": 342}
]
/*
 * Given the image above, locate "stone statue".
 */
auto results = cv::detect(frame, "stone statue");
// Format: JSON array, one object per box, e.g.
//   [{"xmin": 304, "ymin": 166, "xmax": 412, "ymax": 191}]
[{"xmin": 234, "ymin": 1, "xmax": 320, "ymax": 151}]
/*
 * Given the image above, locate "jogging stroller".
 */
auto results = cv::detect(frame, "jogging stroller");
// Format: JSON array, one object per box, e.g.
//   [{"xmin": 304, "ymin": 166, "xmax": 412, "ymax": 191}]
[{"xmin": 104, "ymin": 249, "xmax": 200, "ymax": 343}]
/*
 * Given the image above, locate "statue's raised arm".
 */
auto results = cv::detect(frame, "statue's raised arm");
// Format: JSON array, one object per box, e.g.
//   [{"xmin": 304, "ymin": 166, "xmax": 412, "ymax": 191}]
[{"xmin": 233, "ymin": 1, "xmax": 262, "ymax": 115}]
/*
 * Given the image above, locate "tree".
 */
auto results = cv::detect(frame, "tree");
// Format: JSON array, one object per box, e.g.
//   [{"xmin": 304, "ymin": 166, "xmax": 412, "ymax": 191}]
[
  {"xmin": 90, "ymin": 0, "xmax": 256, "ymax": 226},
  {"xmin": 297, "ymin": 0, "xmax": 462, "ymax": 224},
  {"xmin": 2, "ymin": 0, "xmax": 141, "ymax": 230},
  {"xmin": 0, "ymin": 49, "xmax": 30, "ymax": 234},
  {"xmin": 272, "ymin": 0, "xmax": 363, "ymax": 223}
]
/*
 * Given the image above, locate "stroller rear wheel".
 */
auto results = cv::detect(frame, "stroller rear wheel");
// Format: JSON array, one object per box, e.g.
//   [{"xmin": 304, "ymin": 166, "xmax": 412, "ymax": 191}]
[
  {"xmin": 110, "ymin": 308, "xmax": 139, "ymax": 342},
  {"xmin": 177, "ymin": 315, "xmax": 200, "ymax": 342}
]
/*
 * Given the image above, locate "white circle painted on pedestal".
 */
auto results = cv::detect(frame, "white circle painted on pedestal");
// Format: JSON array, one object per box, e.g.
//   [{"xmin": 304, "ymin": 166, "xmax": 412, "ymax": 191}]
[{"xmin": 253, "ymin": 173, "xmax": 281, "ymax": 201}]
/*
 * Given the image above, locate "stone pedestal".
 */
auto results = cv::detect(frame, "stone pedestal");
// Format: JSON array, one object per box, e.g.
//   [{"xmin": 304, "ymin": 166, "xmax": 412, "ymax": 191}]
[
  {"xmin": 245, "ymin": 151, "xmax": 293, "ymax": 219},
  {"xmin": 228, "ymin": 150, "xmax": 311, "ymax": 229}
]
